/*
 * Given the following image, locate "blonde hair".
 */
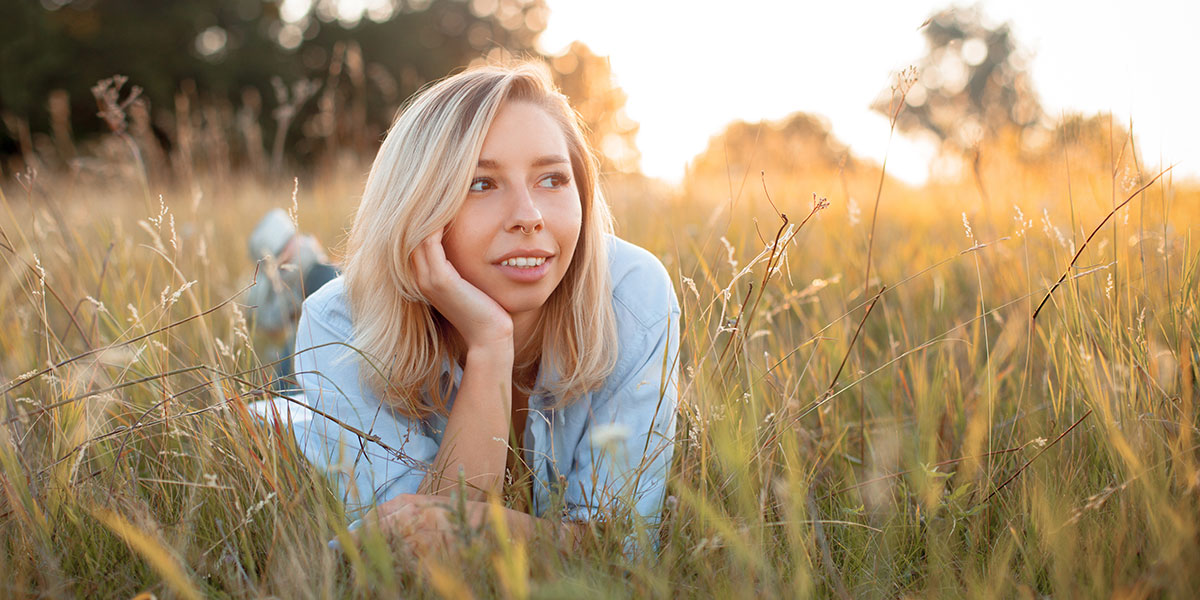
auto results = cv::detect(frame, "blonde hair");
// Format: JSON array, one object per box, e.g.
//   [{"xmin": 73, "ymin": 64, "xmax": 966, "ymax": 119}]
[{"xmin": 342, "ymin": 62, "xmax": 619, "ymax": 418}]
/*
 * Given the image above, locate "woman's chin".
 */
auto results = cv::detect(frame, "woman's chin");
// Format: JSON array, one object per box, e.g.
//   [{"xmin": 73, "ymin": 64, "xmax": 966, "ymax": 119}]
[{"xmin": 494, "ymin": 290, "xmax": 555, "ymax": 318}]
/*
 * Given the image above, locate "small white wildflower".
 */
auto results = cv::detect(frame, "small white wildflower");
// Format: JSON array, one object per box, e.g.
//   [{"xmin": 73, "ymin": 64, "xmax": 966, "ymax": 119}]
[
  {"xmin": 1105, "ymin": 273, "xmax": 1114, "ymax": 299},
  {"xmin": 32, "ymin": 252, "xmax": 45, "ymax": 282},
  {"xmin": 1031, "ymin": 437, "xmax": 1048, "ymax": 448},
  {"xmin": 9, "ymin": 370, "xmax": 38, "ymax": 386},
  {"xmin": 151, "ymin": 194, "xmax": 167, "ymax": 228},
  {"xmin": 1013, "ymin": 204, "xmax": 1031, "ymax": 237},
  {"xmin": 166, "ymin": 280, "xmax": 197, "ymax": 308},
  {"xmin": 85, "ymin": 296, "xmax": 109, "ymax": 314}
]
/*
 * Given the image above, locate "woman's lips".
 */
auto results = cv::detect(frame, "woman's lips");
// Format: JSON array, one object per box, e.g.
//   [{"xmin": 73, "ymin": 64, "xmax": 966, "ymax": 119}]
[{"xmin": 495, "ymin": 255, "xmax": 553, "ymax": 283}]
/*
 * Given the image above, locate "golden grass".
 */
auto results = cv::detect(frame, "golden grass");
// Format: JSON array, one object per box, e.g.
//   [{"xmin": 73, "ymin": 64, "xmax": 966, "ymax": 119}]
[{"xmin": 1, "ymin": 124, "xmax": 1198, "ymax": 598}]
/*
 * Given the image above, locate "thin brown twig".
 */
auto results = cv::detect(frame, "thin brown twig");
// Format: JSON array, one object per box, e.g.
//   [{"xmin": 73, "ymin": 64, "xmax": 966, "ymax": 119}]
[
  {"xmin": 979, "ymin": 409, "xmax": 1093, "ymax": 506},
  {"xmin": 823, "ymin": 286, "xmax": 886, "ymax": 404},
  {"xmin": 1032, "ymin": 165, "xmax": 1174, "ymax": 322}
]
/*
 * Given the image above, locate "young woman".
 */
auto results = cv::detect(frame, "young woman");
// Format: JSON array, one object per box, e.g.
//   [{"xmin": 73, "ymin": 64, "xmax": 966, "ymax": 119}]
[{"xmin": 290, "ymin": 63, "xmax": 679, "ymax": 553}]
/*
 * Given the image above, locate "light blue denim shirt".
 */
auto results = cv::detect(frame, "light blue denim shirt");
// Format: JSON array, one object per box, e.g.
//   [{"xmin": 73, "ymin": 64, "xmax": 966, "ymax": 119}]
[{"xmin": 289, "ymin": 235, "xmax": 680, "ymax": 527}]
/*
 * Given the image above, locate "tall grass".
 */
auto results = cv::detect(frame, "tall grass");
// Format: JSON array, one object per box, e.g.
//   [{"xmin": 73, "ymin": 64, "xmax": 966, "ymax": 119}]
[{"xmin": 1, "ymin": 98, "xmax": 1198, "ymax": 598}]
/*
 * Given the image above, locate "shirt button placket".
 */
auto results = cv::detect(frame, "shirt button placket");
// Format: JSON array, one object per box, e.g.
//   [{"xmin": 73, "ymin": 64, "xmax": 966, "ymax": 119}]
[{"xmin": 525, "ymin": 397, "xmax": 550, "ymax": 515}]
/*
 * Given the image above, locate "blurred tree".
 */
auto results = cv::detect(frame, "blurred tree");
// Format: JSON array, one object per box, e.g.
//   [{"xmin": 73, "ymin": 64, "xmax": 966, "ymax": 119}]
[
  {"xmin": 548, "ymin": 41, "xmax": 640, "ymax": 174},
  {"xmin": 0, "ymin": 0, "xmax": 553, "ymax": 172},
  {"xmin": 0, "ymin": 0, "xmax": 300, "ymax": 160},
  {"xmin": 872, "ymin": 5, "xmax": 1043, "ymax": 153},
  {"xmin": 294, "ymin": 0, "xmax": 549, "ymax": 162},
  {"xmin": 682, "ymin": 112, "xmax": 860, "ymax": 208}
]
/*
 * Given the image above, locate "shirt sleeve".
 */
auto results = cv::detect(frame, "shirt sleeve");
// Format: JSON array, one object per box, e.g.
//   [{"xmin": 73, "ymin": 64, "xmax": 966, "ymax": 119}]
[
  {"xmin": 291, "ymin": 288, "xmax": 440, "ymax": 518},
  {"xmin": 562, "ymin": 270, "xmax": 681, "ymax": 526}
]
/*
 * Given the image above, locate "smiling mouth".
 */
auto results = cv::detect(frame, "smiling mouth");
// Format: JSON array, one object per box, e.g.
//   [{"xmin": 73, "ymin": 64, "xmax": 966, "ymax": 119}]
[{"xmin": 499, "ymin": 256, "xmax": 548, "ymax": 268}]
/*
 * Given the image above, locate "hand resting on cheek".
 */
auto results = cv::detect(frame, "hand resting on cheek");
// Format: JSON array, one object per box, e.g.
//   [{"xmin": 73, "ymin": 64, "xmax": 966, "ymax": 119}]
[{"xmin": 410, "ymin": 227, "xmax": 514, "ymax": 352}]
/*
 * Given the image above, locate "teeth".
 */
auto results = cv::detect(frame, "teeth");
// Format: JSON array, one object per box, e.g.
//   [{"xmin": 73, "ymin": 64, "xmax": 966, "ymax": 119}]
[{"xmin": 501, "ymin": 256, "xmax": 547, "ymax": 267}]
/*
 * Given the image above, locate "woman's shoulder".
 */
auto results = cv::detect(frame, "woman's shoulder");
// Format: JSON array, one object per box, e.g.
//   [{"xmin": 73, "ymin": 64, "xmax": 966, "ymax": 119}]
[
  {"xmin": 298, "ymin": 275, "xmax": 352, "ymax": 333},
  {"xmin": 606, "ymin": 235, "xmax": 679, "ymax": 330}
]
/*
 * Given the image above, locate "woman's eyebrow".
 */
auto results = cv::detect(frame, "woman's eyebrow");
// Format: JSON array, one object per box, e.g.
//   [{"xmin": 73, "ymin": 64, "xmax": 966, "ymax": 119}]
[
  {"xmin": 476, "ymin": 155, "xmax": 569, "ymax": 169},
  {"xmin": 531, "ymin": 154, "xmax": 569, "ymax": 167}
]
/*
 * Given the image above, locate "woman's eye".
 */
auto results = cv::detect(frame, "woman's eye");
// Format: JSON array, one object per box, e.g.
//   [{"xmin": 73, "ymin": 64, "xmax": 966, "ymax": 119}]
[
  {"xmin": 537, "ymin": 173, "xmax": 571, "ymax": 189},
  {"xmin": 469, "ymin": 178, "xmax": 494, "ymax": 192}
]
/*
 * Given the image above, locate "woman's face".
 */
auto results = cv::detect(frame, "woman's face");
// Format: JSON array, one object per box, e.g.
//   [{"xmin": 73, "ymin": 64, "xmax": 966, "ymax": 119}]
[{"xmin": 442, "ymin": 100, "xmax": 583, "ymax": 322}]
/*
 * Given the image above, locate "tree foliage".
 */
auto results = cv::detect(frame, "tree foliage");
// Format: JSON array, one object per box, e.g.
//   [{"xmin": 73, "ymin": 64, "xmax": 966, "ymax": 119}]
[
  {"xmin": 550, "ymin": 41, "xmax": 640, "ymax": 174},
  {"xmin": 681, "ymin": 112, "xmax": 867, "ymax": 209},
  {"xmin": 0, "ymin": 0, "xmax": 641, "ymax": 176},
  {"xmin": 873, "ymin": 6, "xmax": 1042, "ymax": 152}
]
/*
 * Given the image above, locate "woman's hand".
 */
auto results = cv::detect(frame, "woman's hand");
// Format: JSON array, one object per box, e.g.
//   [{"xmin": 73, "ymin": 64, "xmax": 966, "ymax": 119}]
[
  {"xmin": 411, "ymin": 228, "xmax": 513, "ymax": 352},
  {"xmin": 372, "ymin": 494, "xmax": 463, "ymax": 556},
  {"xmin": 368, "ymin": 494, "xmax": 537, "ymax": 556}
]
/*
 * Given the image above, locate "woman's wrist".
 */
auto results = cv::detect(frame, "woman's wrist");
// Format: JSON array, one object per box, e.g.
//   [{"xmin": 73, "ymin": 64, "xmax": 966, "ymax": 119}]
[{"xmin": 465, "ymin": 337, "xmax": 515, "ymax": 366}]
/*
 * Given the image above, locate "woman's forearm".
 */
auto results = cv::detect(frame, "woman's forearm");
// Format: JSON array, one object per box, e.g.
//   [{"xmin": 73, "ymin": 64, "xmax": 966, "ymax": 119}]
[
  {"xmin": 483, "ymin": 503, "xmax": 586, "ymax": 547},
  {"xmin": 418, "ymin": 344, "xmax": 513, "ymax": 499}
]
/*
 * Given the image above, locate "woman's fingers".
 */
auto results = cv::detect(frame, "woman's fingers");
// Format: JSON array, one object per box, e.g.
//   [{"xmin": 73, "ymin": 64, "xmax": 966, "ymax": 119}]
[
  {"xmin": 409, "ymin": 230, "xmax": 514, "ymax": 350},
  {"xmin": 412, "ymin": 230, "xmax": 459, "ymax": 297},
  {"xmin": 374, "ymin": 499, "xmax": 461, "ymax": 556}
]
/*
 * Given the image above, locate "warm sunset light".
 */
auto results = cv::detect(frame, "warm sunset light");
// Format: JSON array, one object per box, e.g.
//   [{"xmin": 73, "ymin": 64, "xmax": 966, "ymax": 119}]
[
  {"xmin": 2, "ymin": 1, "xmax": 1198, "ymax": 596},
  {"xmin": 541, "ymin": 0, "xmax": 1200, "ymax": 185}
]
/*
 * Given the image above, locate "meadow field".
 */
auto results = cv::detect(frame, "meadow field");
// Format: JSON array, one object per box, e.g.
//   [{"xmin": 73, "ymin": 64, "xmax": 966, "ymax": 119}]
[{"xmin": 1, "ymin": 101, "xmax": 1198, "ymax": 598}]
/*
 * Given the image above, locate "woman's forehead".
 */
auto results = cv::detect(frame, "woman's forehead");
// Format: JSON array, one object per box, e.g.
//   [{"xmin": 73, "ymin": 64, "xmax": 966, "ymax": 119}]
[{"xmin": 477, "ymin": 101, "xmax": 570, "ymax": 165}]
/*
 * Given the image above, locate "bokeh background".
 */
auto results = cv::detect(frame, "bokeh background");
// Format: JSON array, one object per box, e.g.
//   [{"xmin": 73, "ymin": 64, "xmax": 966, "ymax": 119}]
[{"xmin": 2, "ymin": 1, "xmax": 1198, "ymax": 598}]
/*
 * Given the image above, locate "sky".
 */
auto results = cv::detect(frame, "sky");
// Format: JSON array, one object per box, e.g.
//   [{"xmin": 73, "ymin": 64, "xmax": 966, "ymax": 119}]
[{"xmin": 538, "ymin": 0, "xmax": 1200, "ymax": 185}]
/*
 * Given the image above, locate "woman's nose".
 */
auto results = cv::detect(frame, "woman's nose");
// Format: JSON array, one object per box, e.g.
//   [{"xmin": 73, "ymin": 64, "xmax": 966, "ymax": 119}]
[{"xmin": 508, "ymin": 186, "xmax": 543, "ymax": 234}]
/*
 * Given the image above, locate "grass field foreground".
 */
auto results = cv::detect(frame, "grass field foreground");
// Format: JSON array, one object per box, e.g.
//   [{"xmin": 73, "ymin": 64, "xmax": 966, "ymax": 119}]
[{"xmin": 1, "ymin": 112, "xmax": 1199, "ymax": 598}]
